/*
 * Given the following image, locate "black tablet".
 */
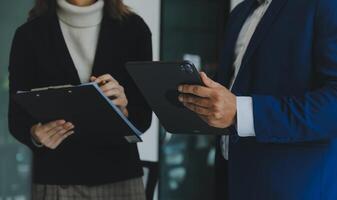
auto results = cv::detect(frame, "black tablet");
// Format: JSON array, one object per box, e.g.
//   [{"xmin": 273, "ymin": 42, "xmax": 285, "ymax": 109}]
[{"xmin": 126, "ymin": 61, "xmax": 228, "ymax": 135}]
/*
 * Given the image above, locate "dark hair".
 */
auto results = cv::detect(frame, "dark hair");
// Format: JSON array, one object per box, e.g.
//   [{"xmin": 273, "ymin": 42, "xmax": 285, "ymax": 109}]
[{"xmin": 28, "ymin": 0, "xmax": 132, "ymax": 21}]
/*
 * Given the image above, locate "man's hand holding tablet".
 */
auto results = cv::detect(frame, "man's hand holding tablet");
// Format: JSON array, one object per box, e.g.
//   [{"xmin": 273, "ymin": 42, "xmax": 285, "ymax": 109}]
[{"xmin": 178, "ymin": 72, "xmax": 237, "ymax": 129}]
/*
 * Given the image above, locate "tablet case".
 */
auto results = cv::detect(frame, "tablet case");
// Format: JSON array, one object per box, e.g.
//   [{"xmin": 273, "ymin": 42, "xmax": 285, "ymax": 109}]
[
  {"xmin": 126, "ymin": 61, "xmax": 229, "ymax": 135},
  {"xmin": 13, "ymin": 83, "xmax": 142, "ymax": 144}
]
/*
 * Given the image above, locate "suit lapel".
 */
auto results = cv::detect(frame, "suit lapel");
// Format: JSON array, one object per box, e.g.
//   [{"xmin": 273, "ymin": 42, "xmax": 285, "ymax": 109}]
[
  {"xmin": 217, "ymin": 0, "xmax": 256, "ymax": 86},
  {"xmin": 232, "ymin": 0, "xmax": 288, "ymax": 92}
]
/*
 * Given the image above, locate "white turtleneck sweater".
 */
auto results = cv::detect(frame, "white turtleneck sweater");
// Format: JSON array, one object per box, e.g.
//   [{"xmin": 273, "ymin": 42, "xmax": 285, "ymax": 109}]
[{"xmin": 56, "ymin": 0, "xmax": 104, "ymax": 83}]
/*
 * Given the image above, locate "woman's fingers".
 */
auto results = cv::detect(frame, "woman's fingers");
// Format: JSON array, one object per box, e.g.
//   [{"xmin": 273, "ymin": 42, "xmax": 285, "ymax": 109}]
[
  {"xmin": 91, "ymin": 74, "xmax": 129, "ymax": 115},
  {"xmin": 40, "ymin": 125, "xmax": 64, "ymax": 144},
  {"xmin": 92, "ymin": 74, "xmax": 126, "ymax": 99},
  {"xmin": 47, "ymin": 123, "xmax": 69, "ymax": 136},
  {"xmin": 44, "ymin": 127, "xmax": 69, "ymax": 148},
  {"xmin": 32, "ymin": 120, "xmax": 75, "ymax": 149},
  {"xmin": 100, "ymin": 83, "xmax": 126, "ymax": 102},
  {"xmin": 104, "ymin": 88, "xmax": 123, "ymax": 98},
  {"xmin": 53, "ymin": 131, "xmax": 75, "ymax": 149},
  {"xmin": 47, "ymin": 130, "xmax": 75, "ymax": 149},
  {"xmin": 90, "ymin": 76, "xmax": 97, "ymax": 81},
  {"xmin": 32, "ymin": 120, "xmax": 65, "ymax": 142},
  {"xmin": 94, "ymin": 74, "xmax": 118, "ymax": 85},
  {"xmin": 38, "ymin": 120, "xmax": 66, "ymax": 136},
  {"xmin": 41, "ymin": 122, "xmax": 74, "ymax": 143},
  {"xmin": 100, "ymin": 82, "xmax": 120, "ymax": 92},
  {"xmin": 112, "ymin": 97, "xmax": 128, "ymax": 108}
]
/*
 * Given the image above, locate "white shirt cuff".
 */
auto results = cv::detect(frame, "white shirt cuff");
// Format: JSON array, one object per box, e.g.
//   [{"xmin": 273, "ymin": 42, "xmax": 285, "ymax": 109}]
[{"xmin": 236, "ymin": 96, "xmax": 256, "ymax": 137}]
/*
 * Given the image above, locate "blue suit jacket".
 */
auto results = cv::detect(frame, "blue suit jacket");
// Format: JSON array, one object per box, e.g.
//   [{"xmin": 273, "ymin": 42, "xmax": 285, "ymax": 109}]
[{"xmin": 217, "ymin": 0, "xmax": 337, "ymax": 199}]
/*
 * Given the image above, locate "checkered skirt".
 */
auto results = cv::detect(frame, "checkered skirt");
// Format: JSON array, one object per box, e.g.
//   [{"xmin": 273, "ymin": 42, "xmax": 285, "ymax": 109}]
[{"xmin": 32, "ymin": 178, "xmax": 146, "ymax": 200}]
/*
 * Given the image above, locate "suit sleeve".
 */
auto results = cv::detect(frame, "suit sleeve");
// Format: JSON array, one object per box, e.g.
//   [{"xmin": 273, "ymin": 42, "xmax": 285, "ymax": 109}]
[
  {"xmin": 125, "ymin": 17, "xmax": 153, "ymax": 132},
  {"xmin": 8, "ymin": 28, "xmax": 41, "ymax": 151},
  {"xmin": 252, "ymin": 0, "xmax": 337, "ymax": 143}
]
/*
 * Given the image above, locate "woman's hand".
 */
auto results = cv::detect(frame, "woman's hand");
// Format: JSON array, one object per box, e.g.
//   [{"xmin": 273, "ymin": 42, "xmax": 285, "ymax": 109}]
[
  {"xmin": 91, "ymin": 74, "xmax": 129, "ymax": 117},
  {"xmin": 30, "ymin": 120, "xmax": 75, "ymax": 149}
]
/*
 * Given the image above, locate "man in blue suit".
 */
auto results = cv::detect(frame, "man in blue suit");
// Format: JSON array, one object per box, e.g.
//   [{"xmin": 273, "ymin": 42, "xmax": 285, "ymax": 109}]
[{"xmin": 178, "ymin": 0, "xmax": 337, "ymax": 199}]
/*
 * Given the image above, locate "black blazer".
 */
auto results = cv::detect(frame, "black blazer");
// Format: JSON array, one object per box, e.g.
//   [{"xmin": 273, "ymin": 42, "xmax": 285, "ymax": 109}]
[{"xmin": 8, "ymin": 13, "xmax": 153, "ymax": 185}]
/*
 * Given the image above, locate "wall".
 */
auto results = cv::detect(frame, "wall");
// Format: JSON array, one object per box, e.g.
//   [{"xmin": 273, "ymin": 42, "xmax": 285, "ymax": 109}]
[{"xmin": 0, "ymin": 1, "xmax": 34, "ymax": 199}]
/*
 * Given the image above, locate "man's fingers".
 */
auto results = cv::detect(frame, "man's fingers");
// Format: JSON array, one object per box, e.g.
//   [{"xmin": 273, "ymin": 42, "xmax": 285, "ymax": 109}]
[
  {"xmin": 200, "ymin": 116, "xmax": 218, "ymax": 127},
  {"xmin": 178, "ymin": 85, "xmax": 211, "ymax": 98},
  {"xmin": 178, "ymin": 94, "xmax": 211, "ymax": 108},
  {"xmin": 177, "ymin": 72, "xmax": 222, "ymax": 97},
  {"xmin": 183, "ymin": 102, "xmax": 212, "ymax": 116}
]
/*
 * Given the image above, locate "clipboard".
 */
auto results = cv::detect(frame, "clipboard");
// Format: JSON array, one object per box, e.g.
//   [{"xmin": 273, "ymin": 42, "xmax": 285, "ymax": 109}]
[
  {"xmin": 13, "ymin": 82, "xmax": 142, "ymax": 144},
  {"xmin": 126, "ymin": 61, "xmax": 228, "ymax": 135}
]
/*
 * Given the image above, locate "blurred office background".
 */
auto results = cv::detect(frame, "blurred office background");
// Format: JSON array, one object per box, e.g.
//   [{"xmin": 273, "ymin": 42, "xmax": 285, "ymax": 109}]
[{"xmin": 0, "ymin": 0, "xmax": 242, "ymax": 199}]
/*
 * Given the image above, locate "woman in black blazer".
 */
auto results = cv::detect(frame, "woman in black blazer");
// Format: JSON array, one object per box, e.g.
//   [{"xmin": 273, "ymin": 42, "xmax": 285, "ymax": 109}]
[{"xmin": 8, "ymin": 0, "xmax": 152, "ymax": 199}]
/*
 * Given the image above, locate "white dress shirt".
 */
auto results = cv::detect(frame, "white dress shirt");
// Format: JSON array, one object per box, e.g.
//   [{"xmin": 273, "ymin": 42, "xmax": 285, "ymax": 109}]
[
  {"xmin": 222, "ymin": 0, "xmax": 272, "ymax": 159},
  {"xmin": 56, "ymin": 0, "xmax": 104, "ymax": 83}
]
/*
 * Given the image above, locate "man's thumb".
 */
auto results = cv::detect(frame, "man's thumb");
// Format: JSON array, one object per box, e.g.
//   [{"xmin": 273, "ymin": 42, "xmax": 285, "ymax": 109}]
[{"xmin": 200, "ymin": 72, "xmax": 217, "ymax": 88}]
